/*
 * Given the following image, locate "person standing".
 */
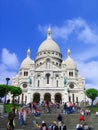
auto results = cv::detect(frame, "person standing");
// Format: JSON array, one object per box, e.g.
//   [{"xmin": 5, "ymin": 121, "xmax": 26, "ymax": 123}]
[
  {"xmin": 40, "ymin": 121, "xmax": 48, "ymax": 130},
  {"xmin": 7, "ymin": 107, "xmax": 16, "ymax": 130},
  {"xmin": 19, "ymin": 108, "xmax": 24, "ymax": 126},
  {"xmin": 59, "ymin": 121, "xmax": 67, "ymax": 130},
  {"xmin": 76, "ymin": 123, "xmax": 83, "ymax": 130},
  {"xmin": 57, "ymin": 113, "xmax": 62, "ymax": 128},
  {"xmin": 23, "ymin": 108, "xmax": 27, "ymax": 124},
  {"xmin": 51, "ymin": 121, "xmax": 59, "ymax": 130}
]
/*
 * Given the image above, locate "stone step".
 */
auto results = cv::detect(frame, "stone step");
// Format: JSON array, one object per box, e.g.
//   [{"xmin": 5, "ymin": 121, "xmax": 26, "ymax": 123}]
[{"xmin": 0, "ymin": 113, "xmax": 98, "ymax": 130}]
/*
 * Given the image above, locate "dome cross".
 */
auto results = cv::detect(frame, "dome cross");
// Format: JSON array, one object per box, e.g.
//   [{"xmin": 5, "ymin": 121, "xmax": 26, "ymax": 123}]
[
  {"xmin": 47, "ymin": 27, "xmax": 52, "ymax": 39},
  {"xmin": 27, "ymin": 48, "xmax": 31, "ymax": 57}
]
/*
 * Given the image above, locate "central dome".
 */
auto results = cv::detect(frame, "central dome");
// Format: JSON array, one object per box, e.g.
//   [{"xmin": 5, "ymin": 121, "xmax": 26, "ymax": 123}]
[{"xmin": 38, "ymin": 27, "xmax": 60, "ymax": 53}]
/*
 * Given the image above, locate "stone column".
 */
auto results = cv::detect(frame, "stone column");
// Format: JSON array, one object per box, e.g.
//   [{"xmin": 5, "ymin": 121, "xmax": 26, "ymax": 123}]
[
  {"xmin": 51, "ymin": 94, "xmax": 55, "ymax": 103},
  {"xmin": 27, "ymin": 90, "xmax": 32, "ymax": 104},
  {"xmin": 40, "ymin": 94, "xmax": 44, "ymax": 103},
  {"xmin": 27, "ymin": 77, "xmax": 32, "ymax": 103}
]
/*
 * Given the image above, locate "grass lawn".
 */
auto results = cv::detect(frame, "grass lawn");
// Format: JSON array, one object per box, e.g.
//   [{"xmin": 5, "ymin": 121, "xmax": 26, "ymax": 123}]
[
  {"xmin": 5, "ymin": 103, "xmax": 20, "ymax": 113},
  {"xmin": 84, "ymin": 105, "xmax": 98, "ymax": 113}
]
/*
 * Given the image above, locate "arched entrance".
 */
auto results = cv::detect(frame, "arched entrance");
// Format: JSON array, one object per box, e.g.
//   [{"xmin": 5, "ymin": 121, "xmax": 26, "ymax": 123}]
[
  {"xmin": 33, "ymin": 93, "xmax": 40, "ymax": 103},
  {"xmin": 44, "ymin": 93, "xmax": 51, "ymax": 102},
  {"xmin": 55, "ymin": 93, "xmax": 62, "ymax": 103}
]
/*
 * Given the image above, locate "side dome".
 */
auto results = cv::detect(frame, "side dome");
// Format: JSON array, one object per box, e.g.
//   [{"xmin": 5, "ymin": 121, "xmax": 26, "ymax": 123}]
[
  {"xmin": 65, "ymin": 49, "xmax": 77, "ymax": 68},
  {"xmin": 20, "ymin": 49, "xmax": 34, "ymax": 68},
  {"xmin": 38, "ymin": 27, "xmax": 60, "ymax": 53}
]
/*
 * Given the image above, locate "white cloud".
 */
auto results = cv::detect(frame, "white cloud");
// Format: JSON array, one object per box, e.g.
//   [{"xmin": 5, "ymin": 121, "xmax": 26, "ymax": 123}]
[
  {"xmin": 1, "ymin": 48, "xmax": 19, "ymax": 69},
  {"xmin": 38, "ymin": 17, "xmax": 98, "ymax": 44},
  {"xmin": 76, "ymin": 60, "xmax": 98, "ymax": 89},
  {"xmin": 0, "ymin": 48, "xmax": 20, "ymax": 84},
  {"xmin": 77, "ymin": 25, "xmax": 98, "ymax": 44}
]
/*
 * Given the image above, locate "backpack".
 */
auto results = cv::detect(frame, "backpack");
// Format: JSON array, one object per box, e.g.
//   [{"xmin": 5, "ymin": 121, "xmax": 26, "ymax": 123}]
[{"xmin": 8, "ymin": 111, "xmax": 15, "ymax": 120}]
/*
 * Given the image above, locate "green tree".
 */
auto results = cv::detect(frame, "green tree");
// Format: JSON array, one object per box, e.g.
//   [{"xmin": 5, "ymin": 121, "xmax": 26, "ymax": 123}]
[
  {"xmin": 9, "ymin": 86, "xmax": 22, "ymax": 104},
  {"xmin": 86, "ymin": 88, "xmax": 98, "ymax": 106},
  {"xmin": 0, "ymin": 84, "xmax": 10, "ymax": 102}
]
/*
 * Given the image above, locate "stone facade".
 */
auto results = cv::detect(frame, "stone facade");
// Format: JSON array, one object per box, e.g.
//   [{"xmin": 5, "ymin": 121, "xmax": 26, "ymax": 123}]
[{"xmin": 12, "ymin": 27, "xmax": 85, "ymax": 104}]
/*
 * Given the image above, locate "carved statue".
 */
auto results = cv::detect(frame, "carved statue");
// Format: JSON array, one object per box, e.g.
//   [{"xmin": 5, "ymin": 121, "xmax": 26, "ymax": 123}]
[
  {"xmin": 64, "ymin": 77, "xmax": 67, "ymax": 85},
  {"xmin": 29, "ymin": 76, "xmax": 32, "ymax": 85}
]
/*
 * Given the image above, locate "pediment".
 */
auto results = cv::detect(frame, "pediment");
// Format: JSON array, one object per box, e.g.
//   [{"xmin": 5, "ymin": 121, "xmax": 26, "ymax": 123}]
[{"xmin": 35, "ymin": 61, "xmax": 61, "ymax": 71}]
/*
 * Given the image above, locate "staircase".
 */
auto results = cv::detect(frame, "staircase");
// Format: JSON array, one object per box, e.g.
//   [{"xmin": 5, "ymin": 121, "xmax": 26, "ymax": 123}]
[{"xmin": 0, "ymin": 113, "xmax": 98, "ymax": 130}]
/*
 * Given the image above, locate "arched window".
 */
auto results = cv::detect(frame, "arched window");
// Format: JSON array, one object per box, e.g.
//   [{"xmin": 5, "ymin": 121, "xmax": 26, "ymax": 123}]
[
  {"xmin": 46, "ymin": 73, "xmax": 50, "ymax": 84},
  {"xmin": 46, "ymin": 58, "xmax": 50, "ymax": 69},
  {"xmin": 38, "ymin": 80, "xmax": 40, "ymax": 87},
  {"xmin": 56, "ymin": 80, "xmax": 58, "ymax": 87}
]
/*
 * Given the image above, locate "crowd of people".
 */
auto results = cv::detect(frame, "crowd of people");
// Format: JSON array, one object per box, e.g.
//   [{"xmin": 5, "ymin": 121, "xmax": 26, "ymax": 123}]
[
  {"xmin": 6, "ymin": 101, "xmax": 93, "ymax": 130},
  {"xmin": 76, "ymin": 108, "xmax": 91, "ymax": 130}
]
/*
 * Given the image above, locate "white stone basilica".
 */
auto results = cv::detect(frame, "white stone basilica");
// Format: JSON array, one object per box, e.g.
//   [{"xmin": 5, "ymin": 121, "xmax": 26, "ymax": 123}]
[{"xmin": 12, "ymin": 27, "xmax": 85, "ymax": 104}]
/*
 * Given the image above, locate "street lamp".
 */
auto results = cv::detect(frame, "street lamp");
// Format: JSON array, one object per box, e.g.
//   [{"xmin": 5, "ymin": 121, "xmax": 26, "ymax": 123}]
[
  {"xmin": 5, "ymin": 77, "xmax": 10, "ymax": 103},
  {"xmin": 6, "ymin": 77, "xmax": 10, "ymax": 85},
  {"xmin": 84, "ymin": 87, "xmax": 86, "ymax": 106},
  {"xmin": 68, "ymin": 89, "xmax": 70, "ymax": 102}
]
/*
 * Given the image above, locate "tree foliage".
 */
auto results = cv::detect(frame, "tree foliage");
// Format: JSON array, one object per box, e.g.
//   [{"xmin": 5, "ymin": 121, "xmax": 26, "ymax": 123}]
[
  {"xmin": 86, "ymin": 88, "xmax": 98, "ymax": 106},
  {"xmin": 0, "ymin": 84, "xmax": 22, "ymax": 104},
  {"xmin": 10, "ymin": 86, "xmax": 22, "ymax": 104},
  {"xmin": 10, "ymin": 86, "xmax": 22, "ymax": 96},
  {"xmin": 0, "ymin": 84, "xmax": 10, "ymax": 98}
]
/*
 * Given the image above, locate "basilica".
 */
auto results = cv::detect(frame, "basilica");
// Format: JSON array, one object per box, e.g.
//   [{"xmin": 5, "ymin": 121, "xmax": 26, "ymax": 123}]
[{"xmin": 12, "ymin": 27, "xmax": 85, "ymax": 104}]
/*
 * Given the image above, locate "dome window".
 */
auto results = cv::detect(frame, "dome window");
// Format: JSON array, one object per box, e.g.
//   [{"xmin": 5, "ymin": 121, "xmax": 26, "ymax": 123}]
[
  {"xmin": 37, "ymin": 74, "xmax": 40, "ymax": 77},
  {"xmin": 75, "ymin": 72, "xmax": 78, "ymax": 77},
  {"xmin": 55, "ymin": 74, "xmax": 59, "ymax": 77},
  {"xmin": 69, "ymin": 72, "xmax": 73, "ymax": 77},
  {"xmin": 46, "ymin": 58, "xmax": 50, "ymax": 62},
  {"xmin": 24, "ymin": 71, "xmax": 28, "ymax": 76},
  {"xmin": 56, "ymin": 62, "xmax": 58, "ymax": 65}
]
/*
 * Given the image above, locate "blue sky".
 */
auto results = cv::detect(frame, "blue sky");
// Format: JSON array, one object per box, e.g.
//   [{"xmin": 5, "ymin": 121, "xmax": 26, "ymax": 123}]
[{"xmin": 0, "ymin": 0, "xmax": 98, "ymax": 89}]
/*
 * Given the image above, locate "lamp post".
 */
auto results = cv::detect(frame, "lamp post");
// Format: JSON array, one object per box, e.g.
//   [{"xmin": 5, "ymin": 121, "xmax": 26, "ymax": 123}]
[
  {"xmin": 84, "ymin": 87, "xmax": 86, "ymax": 106},
  {"xmin": 6, "ymin": 78, "xmax": 10, "ymax": 85},
  {"xmin": 5, "ymin": 77, "xmax": 10, "ymax": 103},
  {"xmin": 68, "ymin": 89, "xmax": 70, "ymax": 102}
]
